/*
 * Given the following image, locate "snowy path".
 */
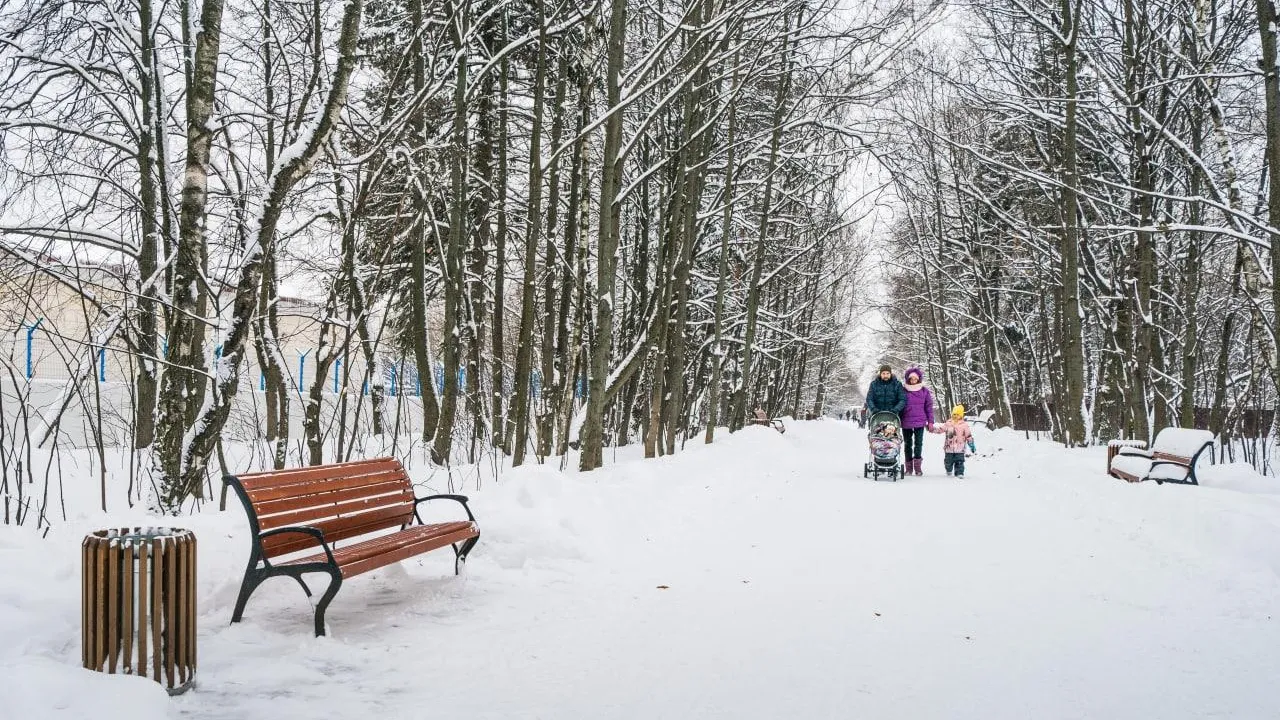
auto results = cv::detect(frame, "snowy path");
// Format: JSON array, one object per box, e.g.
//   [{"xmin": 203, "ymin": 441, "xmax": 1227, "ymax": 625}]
[{"xmin": 7, "ymin": 421, "xmax": 1280, "ymax": 719}]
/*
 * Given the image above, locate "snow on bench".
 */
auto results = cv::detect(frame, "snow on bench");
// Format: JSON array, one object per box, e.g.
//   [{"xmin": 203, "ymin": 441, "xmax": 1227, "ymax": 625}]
[
  {"xmin": 964, "ymin": 409, "xmax": 997, "ymax": 429},
  {"xmin": 1109, "ymin": 428, "xmax": 1215, "ymax": 485}
]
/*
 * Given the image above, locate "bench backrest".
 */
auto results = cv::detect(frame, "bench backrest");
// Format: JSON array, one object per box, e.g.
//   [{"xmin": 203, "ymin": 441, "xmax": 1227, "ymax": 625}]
[
  {"xmin": 227, "ymin": 458, "xmax": 415, "ymax": 559},
  {"xmin": 1150, "ymin": 428, "xmax": 1215, "ymax": 462}
]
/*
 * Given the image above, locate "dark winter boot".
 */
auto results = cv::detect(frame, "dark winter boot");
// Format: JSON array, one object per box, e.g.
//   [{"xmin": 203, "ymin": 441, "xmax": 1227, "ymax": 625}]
[{"xmin": 913, "ymin": 458, "xmax": 923, "ymax": 476}]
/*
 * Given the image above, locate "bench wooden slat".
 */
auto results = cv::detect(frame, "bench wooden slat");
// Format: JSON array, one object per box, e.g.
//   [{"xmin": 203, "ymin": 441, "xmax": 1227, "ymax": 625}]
[
  {"xmin": 253, "ymin": 479, "xmax": 411, "ymax": 516},
  {"xmin": 237, "ymin": 458, "xmax": 403, "ymax": 489},
  {"xmin": 257, "ymin": 489, "xmax": 414, "ymax": 532},
  {"xmin": 337, "ymin": 524, "xmax": 479, "ymax": 578},
  {"xmin": 258, "ymin": 499, "xmax": 414, "ymax": 556},
  {"xmin": 261, "ymin": 503, "xmax": 415, "ymax": 557},
  {"xmin": 235, "ymin": 456, "xmax": 400, "ymax": 480},
  {"xmin": 246, "ymin": 471, "xmax": 410, "ymax": 505},
  {"xmin": 279, "ymin": 521, "xmax": 477, "ymax": 575},
  {"xmin": 244, "ymin": 467, "xmax": 409, "ymax": 501}
]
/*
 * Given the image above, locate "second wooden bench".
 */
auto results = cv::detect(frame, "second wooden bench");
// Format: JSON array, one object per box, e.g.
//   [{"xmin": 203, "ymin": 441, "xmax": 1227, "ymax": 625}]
[{"xmin": 1108, "ymin": 428, "xmax": 1214, "ymax": 485}]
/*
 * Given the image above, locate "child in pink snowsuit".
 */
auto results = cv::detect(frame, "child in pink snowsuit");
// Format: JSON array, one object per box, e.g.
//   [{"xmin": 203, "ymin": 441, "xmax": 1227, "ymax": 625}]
[{"xmin": 928, "ymin": 405, "xmax": 976, "ymax": 478}]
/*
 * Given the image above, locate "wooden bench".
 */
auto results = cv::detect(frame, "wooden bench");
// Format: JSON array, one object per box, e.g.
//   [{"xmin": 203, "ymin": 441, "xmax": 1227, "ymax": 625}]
[
  {"xmin": 224, "ymin": 457, "xmax": 480, "ymax": 636},
  {"xmin": 1108, "ymin": 428, "xmax": 1214, "ymax": 485},
  {"xmin": 747, "ymin": 416, "xmax": 786, "ymax": 433},
  {"xmin": 964, "ymin": 409, "xmax": 998, "ymax": 430}
]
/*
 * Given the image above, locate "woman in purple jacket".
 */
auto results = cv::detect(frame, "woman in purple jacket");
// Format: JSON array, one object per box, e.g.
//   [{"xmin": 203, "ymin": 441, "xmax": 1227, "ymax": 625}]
[{"xmin": 900, "ymin": 367, "xmax": 934, "ymax": 475}]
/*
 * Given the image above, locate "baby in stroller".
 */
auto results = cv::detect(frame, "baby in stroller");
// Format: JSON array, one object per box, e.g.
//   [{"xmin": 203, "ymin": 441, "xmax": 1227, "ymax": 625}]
[
  {"xmin": 864, "ymin": 416, "xmax": 905, "ymax": 480},
  {"xmin": 871, "ymin": 421, "xmax": 902, "ymax": 462}
]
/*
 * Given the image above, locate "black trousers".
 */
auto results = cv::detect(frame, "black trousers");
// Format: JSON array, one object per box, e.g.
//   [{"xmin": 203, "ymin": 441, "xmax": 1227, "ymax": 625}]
[{"xmin": 902, "ymin": 427, "xmax": 924, "ymax": 460}]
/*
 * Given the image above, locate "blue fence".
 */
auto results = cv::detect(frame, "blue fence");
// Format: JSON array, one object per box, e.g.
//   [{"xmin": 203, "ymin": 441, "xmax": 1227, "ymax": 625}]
[{"xmin": 19, "ymin": 323, "xmax": 587, "ymax": 399}]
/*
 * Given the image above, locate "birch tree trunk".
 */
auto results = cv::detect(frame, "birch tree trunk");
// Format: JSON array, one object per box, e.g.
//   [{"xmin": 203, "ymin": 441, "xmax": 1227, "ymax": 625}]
[
  {"xmin": 152, "ymin": 0, "xmax": 226, "ymax": 511},
  {"xmin": 153, "ymin": 0, "xmax": 364, "ymax": 512}
]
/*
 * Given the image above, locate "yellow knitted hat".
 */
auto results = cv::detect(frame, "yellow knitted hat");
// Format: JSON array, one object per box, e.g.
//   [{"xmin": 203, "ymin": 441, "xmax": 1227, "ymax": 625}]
[{"xmin": 951, "ymin": 404, "xmax": 965, "ymax": 419}]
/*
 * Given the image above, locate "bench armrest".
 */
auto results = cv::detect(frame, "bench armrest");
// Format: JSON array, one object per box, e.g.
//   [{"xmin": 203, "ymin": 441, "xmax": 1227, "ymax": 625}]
[
  {"xmin": 258, "ymin": 526, "xmax": 337, "ymax": 567},
  {"xmin": 1149, "ymin": 458, "xmax": 1198, "ymax": 485},
  {"xmin": 1116, "ymin": 446, "xmax": 1153, "ymax": 459},
  {"xmin": 414, "ymin": 494, "xmax": 476, "ymax": 522}
]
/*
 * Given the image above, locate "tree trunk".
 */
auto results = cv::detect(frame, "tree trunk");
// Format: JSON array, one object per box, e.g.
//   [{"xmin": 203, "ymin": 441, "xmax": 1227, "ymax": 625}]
[
  {"xmin": 152, "ymin": 0, "xmax": 226, "ymax": 512},
  {"xmin": 432, "ymin": 0, "xmax": 471, "ymax": 465},
  {"xmin": 133, "ymin": 0, "xmax": 161, "ymax": 450},
  {"xmin": 511, "ymin": 7, "xmax": 547, "ymax": 466},
  {"xmin": 1255, "ymin": 0, "xmax": 1280, "ymax": 419},
  {"xmin": 555, "ymin": 77, "xmax": 590, "ymax": 456},
  {"xmin": 1058, "ymin": 0, "xmax": 1088, "ymax": 446},
  {"xmin": 491, "ymin": 12, "xmax": 510, "ymax": 453},
  {"xmin": 732, "ymin": 28, "xmax": 792, "ymax": 431},
  {"xmin": 704, "ymin": 54, "xmax": 739, "ymax": 444},
  {"xmin": 152, "ymin": 0, "xmax": 363, "ymax": 512},
  {"xmin": 1124, "ymin": 0, "xmax": 1155, "ymax": 442},
  {"xmin": 408, "ymin": 0, "xmax": 440, "ymax": 450},
  {"xmin": 579, "ymin": 0, "xmax": 627, "ymax": 471},
  {"xmin": 538, "ymin": 50, "xmax": 569, "ymax": 460}
]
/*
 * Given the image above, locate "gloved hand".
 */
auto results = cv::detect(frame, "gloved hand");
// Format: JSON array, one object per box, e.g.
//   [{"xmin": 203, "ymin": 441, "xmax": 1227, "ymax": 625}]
[{"xmin": 967, "ymin": 439, "xmax": 976, "ymax": 454}]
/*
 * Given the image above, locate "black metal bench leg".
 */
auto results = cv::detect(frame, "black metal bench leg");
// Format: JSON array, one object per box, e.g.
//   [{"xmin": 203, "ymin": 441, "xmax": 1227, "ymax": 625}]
[
  {"xmin": 313, "ymin": 570, "xmax": 343, "ymax": 637},
  {"xmin": 453, "ymin": 535, "xmax": 480, "ymax": 575},
  {"xmin": 230, "ymin": 572, "xmax": 264, "ymax": 624},
  {"xmin": 295, "ymin": 576, "xmax": 313, "ymax": 597}
]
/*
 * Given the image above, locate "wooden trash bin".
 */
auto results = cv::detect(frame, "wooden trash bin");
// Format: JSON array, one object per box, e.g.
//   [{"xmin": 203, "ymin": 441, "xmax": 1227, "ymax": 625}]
[
  {"xmin": 82, "ymin": 527, "xmax": 197, "ymax": 695},
  {"xmin": 1106, "ymin": 439, "xmax": 1148, "ymax": 477}
]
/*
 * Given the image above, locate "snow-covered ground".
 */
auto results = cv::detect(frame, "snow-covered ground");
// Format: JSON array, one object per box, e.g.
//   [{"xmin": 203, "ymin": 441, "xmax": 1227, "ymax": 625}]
[{"xmin": 4, "ymin": 420, "xmax": 1280, "ymax": 719}]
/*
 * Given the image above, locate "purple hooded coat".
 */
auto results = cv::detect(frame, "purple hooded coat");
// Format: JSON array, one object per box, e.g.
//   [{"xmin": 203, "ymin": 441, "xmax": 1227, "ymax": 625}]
[{"xmin": 900, "ymin": 367, "xmax": 934, "ymax": 430}]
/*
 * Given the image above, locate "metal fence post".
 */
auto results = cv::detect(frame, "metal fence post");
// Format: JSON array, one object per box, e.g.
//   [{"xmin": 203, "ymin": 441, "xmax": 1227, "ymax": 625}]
[
  {"xmin": 298, "ymin": 350, "xmax": 309, "ymax": 390},
  {"xmin": 25, "ymin": 317, "xmax": 43, "ymax": 379}
]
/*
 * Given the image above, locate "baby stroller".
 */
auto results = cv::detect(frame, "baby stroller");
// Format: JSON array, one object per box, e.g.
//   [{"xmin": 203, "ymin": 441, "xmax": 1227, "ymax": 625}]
[{"xmin": 863, "ymin": 410, "xmax": 905, "ymax": 481}]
